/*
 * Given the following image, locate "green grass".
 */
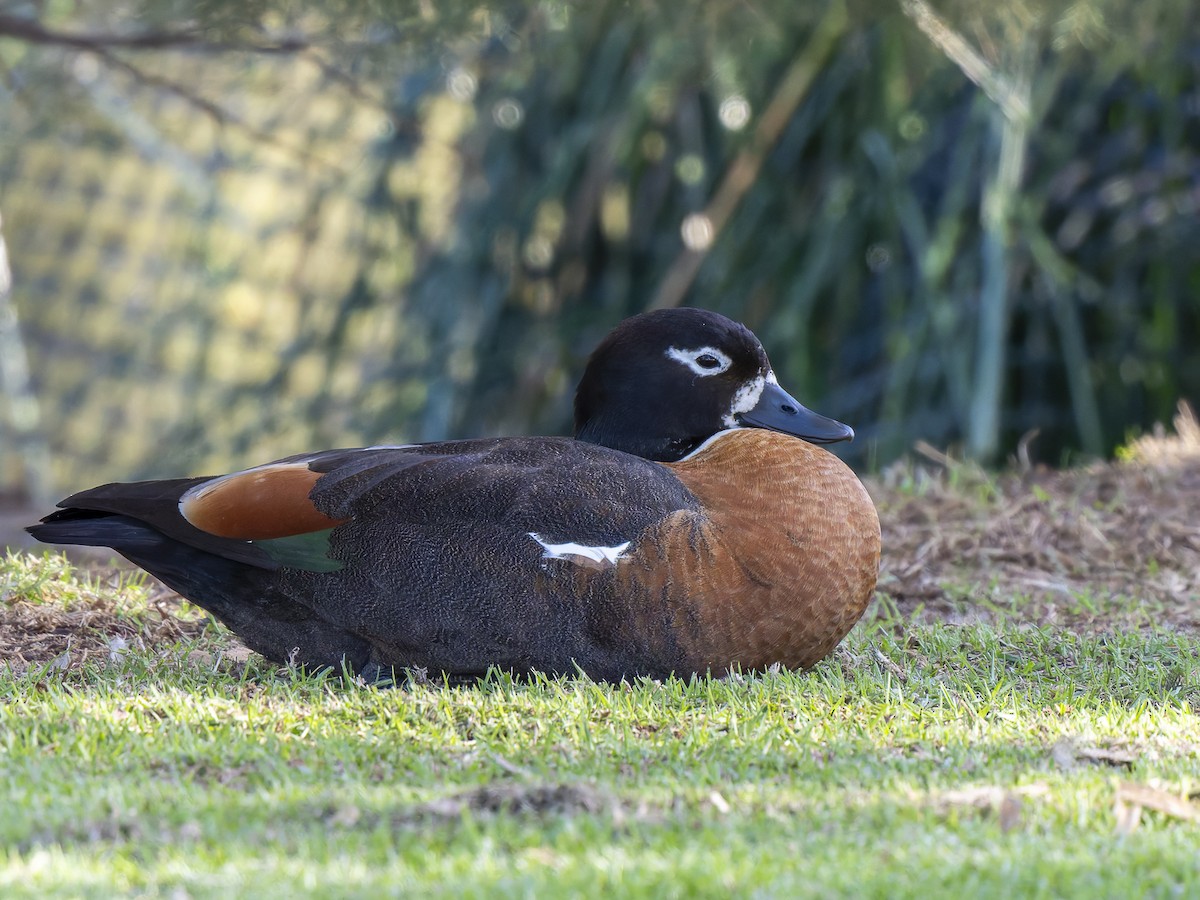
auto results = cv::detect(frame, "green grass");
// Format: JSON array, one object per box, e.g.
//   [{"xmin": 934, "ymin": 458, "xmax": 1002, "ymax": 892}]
[{"xmin": 2, "ymin": 554, "xmax": 1199, "ymax": 898}]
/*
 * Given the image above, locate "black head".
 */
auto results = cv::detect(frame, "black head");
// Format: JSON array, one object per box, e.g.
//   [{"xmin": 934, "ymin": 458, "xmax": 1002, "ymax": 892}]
[{"xmin": 573, "ymin": 308, "xmax": 852, "ymax": 462}]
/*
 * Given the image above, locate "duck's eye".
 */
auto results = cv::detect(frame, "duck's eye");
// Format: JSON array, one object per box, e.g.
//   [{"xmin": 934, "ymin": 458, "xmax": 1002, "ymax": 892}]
[{"xmin": 666, "ymin": 345, "xmax": 732, "ymax": 376}]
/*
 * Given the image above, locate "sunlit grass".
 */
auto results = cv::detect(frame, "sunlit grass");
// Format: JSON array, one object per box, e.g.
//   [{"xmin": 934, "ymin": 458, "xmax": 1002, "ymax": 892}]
[{"xmin": 1, "ymin": 553, "xmax": 1198, "ymax": 897}]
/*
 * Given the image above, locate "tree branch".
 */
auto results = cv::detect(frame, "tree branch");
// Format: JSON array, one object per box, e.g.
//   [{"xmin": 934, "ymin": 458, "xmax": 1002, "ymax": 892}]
[
  {"xmin": 898, "ymin": 0, "xmax": 1030, "ymax": 124},
  {"xmin": 648, "ymin": 1, "xmax": 848, "ymax": 311},
  {"xmin": 0, "ymin": 13, "xmax": 308, "ymax": 54},
  {"xmin": 86, "ymin": 46, "xmax": 342, "ymax": 171},
  {"xmin": 299, "ymin": 48, "xmax": 393, "ymax": 114}
]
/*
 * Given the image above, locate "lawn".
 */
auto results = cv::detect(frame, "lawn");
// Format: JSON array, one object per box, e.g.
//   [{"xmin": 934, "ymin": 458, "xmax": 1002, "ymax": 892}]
[{"xmin": 2, "ymin": 420, "xmax": 1198, "ymax": 898}]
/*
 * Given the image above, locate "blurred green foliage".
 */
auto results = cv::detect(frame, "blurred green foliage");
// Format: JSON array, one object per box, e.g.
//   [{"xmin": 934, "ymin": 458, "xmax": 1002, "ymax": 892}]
[{"xmin": 0, "ymin": 0, "xmax": 1196, "ymax": 494}]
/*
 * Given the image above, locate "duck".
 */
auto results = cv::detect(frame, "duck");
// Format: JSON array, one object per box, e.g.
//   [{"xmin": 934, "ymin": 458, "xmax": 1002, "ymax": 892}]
[{"xmin": 27, "ymin": 308, "xmax": 880, "ymax": 682}]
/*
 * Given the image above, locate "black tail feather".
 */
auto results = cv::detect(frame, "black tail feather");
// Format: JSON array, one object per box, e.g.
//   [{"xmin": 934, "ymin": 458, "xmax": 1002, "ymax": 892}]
[
  {"xmin": 29, "ymin": 501, "xmax": 280, "ymax": 570},
  {"xmin": 28, "ymin": 513, "xmax": 171, "ymax": 553}
]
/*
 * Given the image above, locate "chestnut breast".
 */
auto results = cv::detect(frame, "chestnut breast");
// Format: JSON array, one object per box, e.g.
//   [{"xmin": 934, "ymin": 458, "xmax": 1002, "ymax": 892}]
[{"xmin": 617, "ymin": 429, "xmax": 881, "ymax": 673}]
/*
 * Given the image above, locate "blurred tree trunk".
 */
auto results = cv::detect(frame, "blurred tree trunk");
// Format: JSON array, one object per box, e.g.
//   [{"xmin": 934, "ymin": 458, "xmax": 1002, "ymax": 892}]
[{"xmin": 0, "ymin": 210, "xmax": 53, "ymax": 503}]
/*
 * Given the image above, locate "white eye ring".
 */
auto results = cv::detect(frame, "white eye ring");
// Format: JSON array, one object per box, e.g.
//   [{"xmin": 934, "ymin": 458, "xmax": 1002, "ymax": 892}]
[{"xmin": 666, "ymin": 346, "xmax": 732, "ymax": 376}]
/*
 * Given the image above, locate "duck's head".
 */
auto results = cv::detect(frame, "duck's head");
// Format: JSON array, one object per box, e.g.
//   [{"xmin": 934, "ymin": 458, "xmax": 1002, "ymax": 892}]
[{"xmin": 574, "ymin": 308, "xmax": 853, "ymax": 462}]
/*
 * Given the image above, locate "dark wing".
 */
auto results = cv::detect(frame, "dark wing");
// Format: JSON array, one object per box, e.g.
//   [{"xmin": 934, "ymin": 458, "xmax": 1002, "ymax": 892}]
[
  {"xmin": 31, "ymin": 438, "xmax": 699, "ymax": 573},
  {"xmin": 305, "ymin": 437, "xmax": 701, "ymax": 549}
]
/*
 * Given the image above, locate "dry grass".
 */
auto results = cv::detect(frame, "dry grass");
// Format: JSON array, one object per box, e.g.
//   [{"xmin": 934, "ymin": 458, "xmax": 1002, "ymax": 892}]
[
  {"xmin": 874, "ymin": 402, "xmax": 1200, "ymax": 630},
  {"xmin": 0, "ymin": 554, "xmax": 212, "ymax": 673}
]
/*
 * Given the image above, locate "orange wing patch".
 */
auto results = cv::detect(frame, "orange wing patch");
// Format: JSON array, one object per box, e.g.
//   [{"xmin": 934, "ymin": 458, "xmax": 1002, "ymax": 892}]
[{"xmin": 179, "ymin": 463, "xmax": 348, "ymax": 540}]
